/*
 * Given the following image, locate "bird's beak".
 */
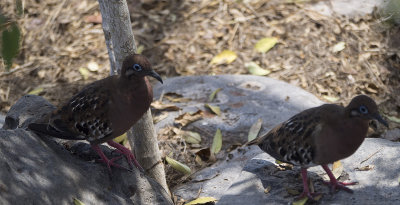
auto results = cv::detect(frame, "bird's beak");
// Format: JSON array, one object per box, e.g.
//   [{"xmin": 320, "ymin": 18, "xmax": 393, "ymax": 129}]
[
  {"xmin": 148, "ymin": 70, "xmax": 163, "ymax": 84},
  {"xmin": 372, "ymin": 113, "xmax": 389, "ymax": 128}
]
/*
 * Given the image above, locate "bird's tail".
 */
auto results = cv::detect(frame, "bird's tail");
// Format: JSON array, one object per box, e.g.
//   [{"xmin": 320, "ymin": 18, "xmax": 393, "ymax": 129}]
[
  {"xmin": 243, "ymin": 131, "xmax": 268, "ymax": 146},
  {"xmin": 28, "ymin": 122, "xmax": 85, "ymax": 140}
]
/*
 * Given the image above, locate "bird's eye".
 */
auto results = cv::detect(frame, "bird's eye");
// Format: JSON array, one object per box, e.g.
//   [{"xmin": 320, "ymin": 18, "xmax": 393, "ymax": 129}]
[
  {"xmin": 133, "ymin": 64, "xmax": 142, "ymax": 71},
  {"xmin": 359, "ymin": 105, "xmax": 368, "ymax": 114}
]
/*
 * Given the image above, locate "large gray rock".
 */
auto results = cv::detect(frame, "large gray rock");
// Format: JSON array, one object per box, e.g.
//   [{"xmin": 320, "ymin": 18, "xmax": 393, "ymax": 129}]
[
  {"xmin": 154, "ymin": 75, "xmax": 324, "ymax": 200},
  {"xmin": 153, "ymin": 75, "xmax": 323, "ymax": 147},
  {"xmin": 0, "ymin": 95, "xmax": 173, "ymax": 205},
  {"xmin": 157, "ymin": 76, "xmax": 399, "ymax": 204}
]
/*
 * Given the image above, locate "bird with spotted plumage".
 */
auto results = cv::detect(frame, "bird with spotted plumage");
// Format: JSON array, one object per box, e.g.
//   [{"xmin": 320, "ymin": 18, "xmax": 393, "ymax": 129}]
[
  {"xmin": 28, "ymin": 54, "xmax": 163, "ymax": 173},
  {"xmin": 248, "ymin": 95, "xmax": 388, "ymax": 199}
]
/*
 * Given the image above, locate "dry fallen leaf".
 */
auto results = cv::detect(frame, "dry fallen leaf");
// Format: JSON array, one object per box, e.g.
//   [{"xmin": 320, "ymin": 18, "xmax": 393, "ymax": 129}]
[
  {"xmin": 332, "ymin": 41, "xmax": 346, "ymax": 53},
  {"xmin": 173, "ymin": 128, "xmax": 202, "ymax": 144},
  {"xmin": 210, "ymin": 50, "xmax": 237, "ymax": 65},
  {"xmin": 286, "ymin": 187, "xmax": 300, "ymax": 196},
  {"xmin": 332, "ymin": 160, "xmax": 343, "ymax": 179},
  {"xmin": 209, "ymin": 88, "xmax": 222, "ymax": 102},
  {"xmin": 153, "ymin": 112, "xmax": 169, "ymax": 123},
  {"xmin": 292, "ymin": 196, "xmax": 308, "ymax": 205},
  {"xmin": 211, "ymin": 129, "xmax": 222, "ymax": 154},
  {"xmin": 165, "ymin": 156, "xmax": 191, "ymax": 175},
  {"xmin": 151, "ymin": 100, "xmax": 180, "ymax": 111},
  {"xmin": 195, "ymin": 147, "xmax": 211, "ymax": 163},
  {"xmin": 264, "ymin": 186, "xmax": 272, "ymax": 194},
  {"xmin": 254, "ymin": 37, "xmax": 278, "ymax": 53},
  {"xmin": 186, "ymin": 197, "xmax": 217, "ymax": 205},
  {"xmin": 174, "ymin": 110, "xmax": 203, "ymax": 127},
  {"xmin": 87, "ymin": 61, "xmax": 99, "ymax": 71},
  {"xmin": 323, "ymin": 95, "xmax": 339, "ymax": 103},
  {"xmin": 205, "ymin": 104, "xmax": 221, "ymax": 116},
  {"xmin": 245, "ymin": 61, "xmax": 271, "ymax": 76},
  {"xmin": 248, "ymin": 118, "xmax": 263, "ymax": 142},
  {"xmin": 164, "ymin": 93, "xmax": 191, "ymax": 103},
  {"xmin": 355, "ymin": 165, "xmax": 374, "ymax": 171}
]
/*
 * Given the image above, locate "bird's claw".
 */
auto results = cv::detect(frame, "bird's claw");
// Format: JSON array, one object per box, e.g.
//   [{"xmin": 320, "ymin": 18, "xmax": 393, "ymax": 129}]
[{"xmin": 322, "ymin": 180, "xmax": 357, "ymax": 193}]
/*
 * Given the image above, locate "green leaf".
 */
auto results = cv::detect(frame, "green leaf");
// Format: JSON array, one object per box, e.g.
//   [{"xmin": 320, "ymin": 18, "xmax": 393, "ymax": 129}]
[
  {"xmin": 386, "ymin": 115, "xmax": 400, "ymax": 123},
  {"xmin": 165, "ymin": 156, "xmax": 191, "ymax": 175},
  {"xmin": 73, "ymin": 198, "xmax": 86, "ymax": 205},
  {"xmin": 254, "ymin": 37, "xmax": 278, "ymax": 53},
  {"xmin": 205, "ymin": 104, "xmax": 221, "ymax": 116},
  {"xmin": 79, "ymin": 67, "xmax": 90, "ymax": 80},
  {"xmin": 1, "ymin": 21, "xmax": 21, "ymax": 71},
  {"xmin": 211, "ymin": 129, "xmax": 222, "ymax": 154},
  {"xmin": 209, "ymin": 88, "xmax": 222, "ymax": 102},
  {"xmin": 15, "ymin": 0, "xmax": 24, "ymax": 16},
  {"xmin": 210, "ymin": 50, "xmax": 237, "ymax": 65},
  {"xmin": 292, "ymin": 196, "xmax": 308, "ymax": 205},
  {"xmin": 248, "ymin": 118, "xmax": 263, "ymax": 142},
  {"xmin": 186, "ymin": 197, "xmax": 217, "ymax": 205},
  {"xmin": 136, "ymin": 45, "xmax": 144, "ymax": 54},
  {"xmin": 182, "ymin": 131, "xmax": 202, "ymax": 144},
  {"xmin": 113, "ymin": 133, "xmax": 128, "ymax": 145},
  {"xmin": 245, "ymin": 62, "xmax": 271, "ymax": 76},
  {"xmin": 28, "ymin": 87, "xmax": 44, "ymax": 95}
]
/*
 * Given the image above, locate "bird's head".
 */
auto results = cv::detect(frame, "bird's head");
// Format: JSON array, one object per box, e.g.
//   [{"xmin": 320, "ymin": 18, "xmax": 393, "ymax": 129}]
[
  {"xmin": 121, "ymin": 54, "xmax": 163, "ymax": 84},
  {"xmin": 346, "ymin": 95, "xmax": 388, "ymax": 127}
]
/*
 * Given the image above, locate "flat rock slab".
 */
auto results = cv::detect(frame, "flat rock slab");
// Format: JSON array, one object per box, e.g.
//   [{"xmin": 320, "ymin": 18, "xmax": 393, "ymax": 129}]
[{"xmin": 218, "ymin": 138, "xmax": 400, "ymax": 204}]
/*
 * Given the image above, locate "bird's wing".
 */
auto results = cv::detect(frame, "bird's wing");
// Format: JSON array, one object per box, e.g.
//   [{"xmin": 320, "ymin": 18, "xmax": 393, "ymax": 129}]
[
  {"xmin": 28, "ymin": 80, "xmax": 114, "ymax": 142},
  {"xmin": 253, "ymin": 107, "xmax": 322, "ymax": 166}
]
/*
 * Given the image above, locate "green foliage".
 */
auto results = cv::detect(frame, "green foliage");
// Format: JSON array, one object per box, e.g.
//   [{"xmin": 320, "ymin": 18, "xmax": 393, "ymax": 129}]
[{"xmin": 0, "ymin": 11, "xmax": 22, "ymax": 71}]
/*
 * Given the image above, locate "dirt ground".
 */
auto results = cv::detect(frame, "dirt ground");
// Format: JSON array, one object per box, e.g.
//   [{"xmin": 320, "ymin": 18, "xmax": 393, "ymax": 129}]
[{"xmin": 1, "ymin": 0, "xmax": 399, "ymax": 191}]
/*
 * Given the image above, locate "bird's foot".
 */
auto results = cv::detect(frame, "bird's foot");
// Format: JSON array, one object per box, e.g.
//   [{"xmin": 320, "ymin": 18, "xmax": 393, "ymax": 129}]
[
  {"xmin": 92, "ymin": 144, "xmax": 131, "ymax": 173},
  {"xmin": 107, "ymin": 140, "xmax": 144, "ymax": 172},
  {"xmin": 96, "ymin": 156, "xmax": 132, "ymax": 173},
  {"xmin": 322, "ymin": 180, "xmax": 357, "ymax": 193},
  {"xmin": 321, "ymin": 164, "xmax": 357, "ymax": 194}
]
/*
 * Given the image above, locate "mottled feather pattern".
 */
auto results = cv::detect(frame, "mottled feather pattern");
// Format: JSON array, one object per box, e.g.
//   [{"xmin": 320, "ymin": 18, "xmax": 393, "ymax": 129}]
[
  {"xmin": 258, "ymin": 108, "xmax": 321, "ymax": 167},
  {"xmin": 53, "ymin": 83, "xmax": 114, "ymax": 142}
]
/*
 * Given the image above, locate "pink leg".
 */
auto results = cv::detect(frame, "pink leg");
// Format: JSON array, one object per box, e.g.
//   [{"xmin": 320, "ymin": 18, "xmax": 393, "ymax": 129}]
[
  {"xmin": 91, "ymin": 144, "xmax": 128, "ymax": 173},
  {"xmin": 107, "ymin": 140, "xmax": 144, "ymax": 172},
  {"xmin": 321, "ymin": 164, "xmax": 357, "ymax": 193},
  {"xmin": 297, "ymin": 168, "xmax": 319, "ymax": 199}
]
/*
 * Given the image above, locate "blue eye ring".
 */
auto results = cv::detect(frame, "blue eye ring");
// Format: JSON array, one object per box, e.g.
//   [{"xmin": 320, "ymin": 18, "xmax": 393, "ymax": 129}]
[
  {"xmin": 359, "ymin": 105, "xmax": 368, "ymax": 114},
  {"xmin": 133, "ymin": 64, "xmax": 142, "ymax": 71}
]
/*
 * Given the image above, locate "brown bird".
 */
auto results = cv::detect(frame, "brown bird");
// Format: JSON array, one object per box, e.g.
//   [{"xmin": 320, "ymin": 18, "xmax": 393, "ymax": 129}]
[
  {"xmin": 28, "ymin": 54, "xmax": 163, "ymax": 172},
  {"xmin": 248, "ymin": 95, "xmax": 388, "ymax": 199}
]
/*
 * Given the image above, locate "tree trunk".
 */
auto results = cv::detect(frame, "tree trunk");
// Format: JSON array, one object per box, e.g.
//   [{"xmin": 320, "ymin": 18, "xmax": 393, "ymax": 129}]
[{"xmin": 97, "ymin": 0, "xmax": 169, "ymax": 195}]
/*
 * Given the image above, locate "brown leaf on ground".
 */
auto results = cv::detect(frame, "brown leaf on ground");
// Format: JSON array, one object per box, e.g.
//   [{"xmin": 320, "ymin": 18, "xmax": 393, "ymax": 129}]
[
  {"xmin": 151, "ymin": 100, "xmax": 180, "ymax": 111},
  {"xmin": 174, "ymin": 110, "xmax": 203, "ymax": 127}
]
